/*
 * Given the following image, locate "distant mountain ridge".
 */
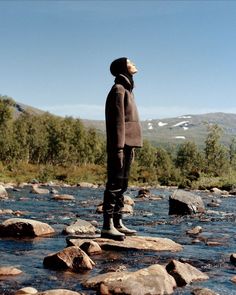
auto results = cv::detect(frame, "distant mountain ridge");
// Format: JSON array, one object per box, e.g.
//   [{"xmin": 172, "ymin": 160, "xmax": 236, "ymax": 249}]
[{"xmin": 8, "ymin": 100, "xmax": 236, "ymax": 147}]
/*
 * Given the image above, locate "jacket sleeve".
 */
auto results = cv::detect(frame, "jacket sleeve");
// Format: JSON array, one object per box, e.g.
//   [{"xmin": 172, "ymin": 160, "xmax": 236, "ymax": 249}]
[{"xmin": 113, "ymin": 86, "xmax": 125, "ymax": 149}]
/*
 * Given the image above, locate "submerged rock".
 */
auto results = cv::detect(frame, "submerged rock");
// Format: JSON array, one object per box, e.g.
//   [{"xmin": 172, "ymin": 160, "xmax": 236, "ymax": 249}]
[
  {"xmin": 0, "ymin": 266, "xmax": 22, "ymax": 276},
  {"xmin": 169, "ymin": 189, "xmax": 205, "ymax": 215},
  {"xmin": 230, "ymin": 253, "xmax": 236, "ymax": 265},
  {"xmin": 0, "ymin": 218, "xmax": 55, "ymax": 237},
  {"xmin": 68, "ymin": 235, "xmax": 183, "ymax": 252},
  {"xmin": 191, "ymin": 288, "xmax": 219, "ymax": 295},
  {"xmin": 43, "ymin": 246, "xmax": 95, "ymax": 272},
  {"xmin": 166, "ymin": 259, "xmax": 209, "ymax": 286},
  {"xmin": 63, "ymin": 218, "xmax": 96, "ymax": 235},
  {"xmin": 83, "ymin": 264, "xmax": 176, "ymax": 295},
  {"xmin": 186, "ymin": 226, "xmax": 203, "ymax": 235}
]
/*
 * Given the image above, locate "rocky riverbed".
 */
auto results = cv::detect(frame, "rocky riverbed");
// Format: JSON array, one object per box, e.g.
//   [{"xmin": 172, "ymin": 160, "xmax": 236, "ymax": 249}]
[{"xmin": 0, "ymin": 184, "xmax": 236, "ymax": 294}]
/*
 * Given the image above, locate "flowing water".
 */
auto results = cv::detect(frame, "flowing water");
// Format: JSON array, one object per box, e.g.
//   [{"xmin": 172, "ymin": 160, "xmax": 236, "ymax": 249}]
[{"xmin": 0, "ymin": 186, "xmax": 236, "ymax": 294}]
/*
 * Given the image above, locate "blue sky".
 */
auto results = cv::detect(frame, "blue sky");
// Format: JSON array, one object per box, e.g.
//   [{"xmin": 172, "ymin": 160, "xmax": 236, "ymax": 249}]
[{"xmin": 1, "ymin": 0, "xmax": 236, "ymax": 120}]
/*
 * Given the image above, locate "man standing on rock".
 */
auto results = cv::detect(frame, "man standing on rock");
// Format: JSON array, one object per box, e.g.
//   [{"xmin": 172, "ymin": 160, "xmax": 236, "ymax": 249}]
[{"xmin": 101, "ymin": 57, "xmax": 143, "ymax": 241}]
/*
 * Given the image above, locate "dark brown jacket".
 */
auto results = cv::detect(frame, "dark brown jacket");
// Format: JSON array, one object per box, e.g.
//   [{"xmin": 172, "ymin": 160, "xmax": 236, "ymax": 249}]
[{"xmin": 105, "ymin": 74, "xmax": 142, "ymax": 151}]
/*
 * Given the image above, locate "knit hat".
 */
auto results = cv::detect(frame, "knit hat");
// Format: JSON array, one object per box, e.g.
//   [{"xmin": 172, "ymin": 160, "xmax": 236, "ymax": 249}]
[{"xmin": 110, "ymin": 57, "xmax": 129, "ymax": 76}]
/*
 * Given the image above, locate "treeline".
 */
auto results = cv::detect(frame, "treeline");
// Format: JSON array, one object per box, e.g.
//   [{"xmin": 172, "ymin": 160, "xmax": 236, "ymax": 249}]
[{"xmin": 1, "ymin": 96, "xmax": 236, "ymax": 188}]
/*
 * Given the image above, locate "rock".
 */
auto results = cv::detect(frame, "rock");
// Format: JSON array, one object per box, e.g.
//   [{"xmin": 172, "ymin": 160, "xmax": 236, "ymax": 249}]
[
  {"xmin": 0, "ymin": 218, "xmax": 55, "ymax": 237},
  {"xmin": 68, "ymin": 235, "xmax": 183, "ymax": 252},
  {"xmin": 15, "ymin": 287, "xmax": 38, "ymax": 294},
  {"xmin": 43, "ymin": 246, "xmax": 95, "ymax": 272},
  {"xmin": 80, "ymin": 241, "xmax": 102, "ymax": 255},
  {"xmin": 83, "ymin": 264, "xmax": 176, "ymax": 295},
  {"xmin": 77, "ymin": 182, "xmax": 98, "ymax": 189},
  {"xmin": 0, "ymin": 209, "xmax": 13, "ymax": 214},
  {"xmin": 37, "ymin": 290, "xmax": 82, "ymax": 295},
  {"xmin": 207, "ymin": 201, "xmax": 220, "ymax": 207},
  {"xmin": 30, "ymin": 185, "xmax": 50, "ymax": 194},
  {"xmin": 0, "ymin": 266, "xmax": 22, "ymax": 276},
  {"xmin": 124, "ymin": 195, "xmax": 135, "ymax": 206},
  {"xmin": 186, "ymin": 226, "xmax": 202, "ymax": 235},
  {"xmin": 191, "ymin": 288, "xmax": 219, "ymax": 295},
  {"xmin": 166, "ymin": 259, "xmax": 209, "ymax": 286},
  {"xmin": 63, "ymin": 219, "xmax": 96, "ymax": 235},
  {"xmin": 52, "ymin": 194, "xmax": 75, "ymax": 201},
  {"xmin": 169, "ymin": 189, "xmax": 205, "ymax": 215},
  {"xmin": 136, "ymin": 188, "xmax": 151, "ymax": 198},
  {"xmin": 0, "ymin": 185, "xmax": 8, "ymax": 199},
  {"xmin": 230, "ymin": 253, "xmax": 236, "ymax": 265},
  {"xmin": 50, "ymin": 188, "xmax": 59, "ymax": 194},
  {"xmin": 210, "ymin": 187, "xmax": 228, "ymax": 196},
  {"xmin": 206, "ymin": 241, "xmax": 222, "ymax": 246},
  {"xmin": 230, "ymin": 276, "xmax": 236, "ymax": 284}
]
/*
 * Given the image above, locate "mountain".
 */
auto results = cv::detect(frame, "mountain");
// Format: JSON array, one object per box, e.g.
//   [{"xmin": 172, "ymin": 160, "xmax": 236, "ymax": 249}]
[
  {"xmin": 82, "ymin": 113, "xmax": 236, "ymax": 147},
  {"xmin": 6, "ymin": 99, "xmax": 236, "ymax": 147}
]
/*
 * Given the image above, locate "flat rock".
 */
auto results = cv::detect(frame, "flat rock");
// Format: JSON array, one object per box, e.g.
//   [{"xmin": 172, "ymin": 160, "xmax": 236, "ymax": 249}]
[
  {"xmin": 169, "ymin": 189, "xmax": 205, "ymax": 215},
  {"xmin": 0, "ymin": 185, "xmax": 8, "ymax": 199},
  {"xmin": 0, "ymin": 266, "xmax": 22, "ymax": 276},
  {"xmin": 0, "ymin": 218, "xmax": 55, "ymax": 237},
  {"xmin": 52, "ymin": 194, "xmax": 75, "ymax": 201},
  {"xmin": 68, "ymin": 235, "xmax": 183, "ymax": 252},
  {"xmin": 30, "ymin": 185, "xmax": 50, "ymax": 194},
  {"xmin": 43, "ymin": 246, "xmax": 95, "ymax": 272},
  {"xmin": 63, "ymin": 218, "xmax": 96, "ymax": 235},
  {"xmin": 37, "ymin": 290, "xmax": 82, "ymax": 295},
  {"xmin": 15, "ymin": 287, "xmax": 38, "ymax": 294},
  {"xmin": 77, "ymin": 182, "xmax": 98, "ymax": 188},
  {"xmin": 83, "ymin": 264, "xmax": 176, "ymax": 295},
  {"xmin": 166, "ymin": 259, "xmax": 209, "ymax": 286}
]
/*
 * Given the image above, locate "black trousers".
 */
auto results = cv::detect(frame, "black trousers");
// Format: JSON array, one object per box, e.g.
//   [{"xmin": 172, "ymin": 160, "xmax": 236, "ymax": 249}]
[{"xmin": 103, "ymin": 145, "xmax": 134, "ymax": 216}]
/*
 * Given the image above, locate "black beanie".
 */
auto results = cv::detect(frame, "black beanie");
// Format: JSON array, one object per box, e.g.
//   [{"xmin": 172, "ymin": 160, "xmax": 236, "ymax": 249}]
[{"xmin": 110, "ymin": 57, "xmax": 129, "ymax": 76}]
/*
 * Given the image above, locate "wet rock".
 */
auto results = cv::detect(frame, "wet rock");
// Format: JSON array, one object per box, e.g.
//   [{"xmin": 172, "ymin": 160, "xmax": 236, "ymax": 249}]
[
  {"xmin": 124, "ymin": 195, "xmax": 135, "ymax": 206},
  {"xmin": 37, "ymin": 290, "xmax": 82, "ymax": 295},
  {"xmin": 136, "ymin": 188, "xmax": 151, "ymax": 198},
  {"xmin": 77, "ymin": 182, "xmax": 98, "ymax": 189},
  {"xmin": 210, "ymin": 187, "xmax": 228, "ymax": 196},
  {"xmin": 83, "ymin": 264, "xmax": 176, "ymax": 295},
  {"xmin": 230, "ymin": 276, "xmax": 236, "ymax": 284},
  {"xmin": 15, "ymin": 287, "xmax": 38, "ymax": 294},
  {"xmin": 80, "ymin": 241, "xmax": 102, "ymax": 255},
  {"xmin": 43, "ymin": 246, "xmax": 95, "ymax": 272},
  {"xmin": 0, "ymin": 218, "xmax": 55, "ymax": 237},
  {"xmin": 230, "ymin": 253, "xmax": 236, "ymax": 265},
  {"xmin": 0, "ymin": 209, "xmax": 13, "ymax": 214},
  {"xmin": 207, "ymin": 200, "xmax": 220, "ymax": 207},
  {"xmin": 52, "ymin": 194, "xmax": 75, "ymax": 201},
  {"xmin": 68, "ymin": 235, "xmax": 183, "ymax": 252},
  {"xmin": 169, "ymin": 189, "xmax": 205, "ymax": 215},
  {"xmin": 0, "ymin": 266, "xmax": 22, "ymax": 276},
  {"xmin": 50, "ymin": 188, "xmax": 59, "ymax": 194},
  {"xmin": 63, "ymin": 218, "xmax": 96, "ymax": 235},
  {"xmin": 30, "ymin": 185, "xmax": 50, "ymax": 194},
  {"xmin": 191, "ymin": 288, "xmax": 219, "ymax": 295},
  {"xmin": 166, "ymin": 259, "xmax": 209, "ymax": 286},
  {"xmin": 206, "ymin": 241, "xmax": 223, "ymax": 246},
  {"xmin": 0, "ymin": 185, "xmax": 8, "ymax": 199},
  {"xmin": 186, "ymin": 226, "xmax": 202, "ymax": 235}
]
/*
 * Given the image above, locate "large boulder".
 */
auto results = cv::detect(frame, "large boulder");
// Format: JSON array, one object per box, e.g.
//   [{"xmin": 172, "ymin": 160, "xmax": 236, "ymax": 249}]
[
  {"xmin": 43, "ymin": 246, "xmax": 95, "ymax": 272},
  {"xmin": 62, "ymin": 218, "xmax": 97, "ymax": 235},
  {"xmin": 0, "ymin": 218, "xmax": 55, "ymax": 237},
  {"xmin": 68, "ymin": 236, "xmax": 183, "ymax": 252},
  {"xmin": 166, "ymin": 259, "xmax": 209, "ymax": 286},
  {"xmin": 83, "ymin": 264, "xmax": 176, "ymax": 295},
  {"xmin": 169, "ymin": 190, "xmax": 205, "ymax": 215},
  {"xmin": 0, "ymin": 185, "xmax": 8, "ymax": 199}
]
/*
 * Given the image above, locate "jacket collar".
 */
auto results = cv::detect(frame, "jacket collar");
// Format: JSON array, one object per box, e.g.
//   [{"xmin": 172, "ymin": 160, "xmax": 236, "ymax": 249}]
[{"xmin": 114, "ymin": 74, "xmax": 133, "ymax": 91}]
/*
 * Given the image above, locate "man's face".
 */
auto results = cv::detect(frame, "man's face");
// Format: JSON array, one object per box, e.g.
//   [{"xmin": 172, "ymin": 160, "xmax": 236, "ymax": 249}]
[{"xmin": 127, "ymin": 59, "xmax": 138, "ymax": 75}]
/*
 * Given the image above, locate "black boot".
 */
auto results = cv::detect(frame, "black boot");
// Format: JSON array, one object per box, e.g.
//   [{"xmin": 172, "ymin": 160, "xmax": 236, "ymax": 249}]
[
  {"xmin": 101, "ymin": 213, "xmax": 125, "ymax": 241},
  {"xmin": 113, "ymin": 213, "xmax": 137, "ymax": 236}
]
